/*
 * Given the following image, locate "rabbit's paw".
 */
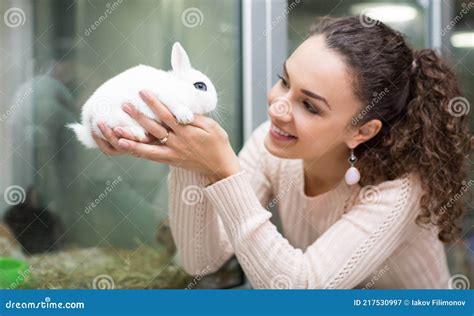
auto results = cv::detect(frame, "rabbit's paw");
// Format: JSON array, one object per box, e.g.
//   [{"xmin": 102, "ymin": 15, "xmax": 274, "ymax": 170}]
[
  {"xmin": 173, "ymin": 107, "xmax": 194, "ymax": 125},
  {"xmin": 128, "ymin": 126, "xmax": 147, "ymax": 142}
]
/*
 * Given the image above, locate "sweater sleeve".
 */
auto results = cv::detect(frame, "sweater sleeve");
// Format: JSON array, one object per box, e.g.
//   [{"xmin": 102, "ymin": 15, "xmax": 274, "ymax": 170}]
[
  {"xmin": 167, "ymin": 121, "xmax": 273, "ymax": 276},
  {"xmin": 202, "ymin": 171, "xmax": 422, "ymax": 289}
]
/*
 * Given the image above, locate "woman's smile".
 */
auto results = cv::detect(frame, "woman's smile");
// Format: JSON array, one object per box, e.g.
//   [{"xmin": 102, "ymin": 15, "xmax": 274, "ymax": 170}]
[{"xmin": 269, "ymin": 123, "xmax": 298, "ymax": 142}]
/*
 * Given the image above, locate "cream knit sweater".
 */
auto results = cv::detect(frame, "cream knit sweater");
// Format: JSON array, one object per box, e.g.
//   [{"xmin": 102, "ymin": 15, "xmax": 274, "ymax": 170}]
[{"xmin": 168, "ymin": 120, "xmax": 451, "ymax": 289}]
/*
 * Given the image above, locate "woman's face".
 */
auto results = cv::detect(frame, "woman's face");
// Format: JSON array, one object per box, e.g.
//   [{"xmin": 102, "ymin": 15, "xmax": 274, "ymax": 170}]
[{"xmin": 264, "ymin": 35, "xmax": 363, "ymax": 161}]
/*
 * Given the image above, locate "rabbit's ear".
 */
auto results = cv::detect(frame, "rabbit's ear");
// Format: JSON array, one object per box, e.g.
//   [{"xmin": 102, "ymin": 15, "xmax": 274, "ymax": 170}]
[{"xmin": 171, "ymin": 42, "xmax": 191, "ymax": 73}]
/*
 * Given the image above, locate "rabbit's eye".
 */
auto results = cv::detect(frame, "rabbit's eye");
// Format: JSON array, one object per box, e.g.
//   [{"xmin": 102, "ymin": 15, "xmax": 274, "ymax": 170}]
[{"xmin": 193, "ymin": 82, "xmax": 207, "ymax": 91}]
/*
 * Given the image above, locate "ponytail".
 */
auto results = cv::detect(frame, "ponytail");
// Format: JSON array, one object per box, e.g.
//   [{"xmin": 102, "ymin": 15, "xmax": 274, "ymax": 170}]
[{"xmin": 405, "ymin": 48, "xmax": 471, "ymax": 242}]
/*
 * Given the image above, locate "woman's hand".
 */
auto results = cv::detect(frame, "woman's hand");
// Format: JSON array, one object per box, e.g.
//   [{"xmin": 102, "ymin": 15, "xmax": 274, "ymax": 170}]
[
  {"xmin": 93, "ymin": 122, "xmax": 155, "ymax": 156},
  {"xmin": 115, "ymin": 90, "xmax": 241, "ymax": 183}
]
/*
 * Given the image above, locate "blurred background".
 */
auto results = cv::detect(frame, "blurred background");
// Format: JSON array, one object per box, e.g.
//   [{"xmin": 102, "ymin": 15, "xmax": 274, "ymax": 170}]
[{"xmin": 0, "ymin": 0, "xmax": 472, "ymax": 289}]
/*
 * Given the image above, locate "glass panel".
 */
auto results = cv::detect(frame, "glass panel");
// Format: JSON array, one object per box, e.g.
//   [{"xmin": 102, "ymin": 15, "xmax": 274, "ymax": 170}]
[
  {"xmin": 288, "ymin": 0, "xmax": 427, "ymax": 53},
  {"xmin": 0, "ymin": 0, "xmax": 242, "ymax": 288},
  {"xmin": 440, "ymin": 0, "xmax": 474, "ymax": 286}
]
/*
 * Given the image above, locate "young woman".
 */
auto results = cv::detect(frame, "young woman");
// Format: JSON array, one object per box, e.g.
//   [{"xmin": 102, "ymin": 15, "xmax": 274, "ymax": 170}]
[{"xmin": 93, "ymin": 16, "xmax": 471, "ymax": 288}]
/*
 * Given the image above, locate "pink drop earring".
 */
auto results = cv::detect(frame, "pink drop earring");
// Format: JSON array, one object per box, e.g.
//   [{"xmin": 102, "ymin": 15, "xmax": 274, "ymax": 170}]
[{"xmin": 344, "ymin": 148, "xmax": 360, "ymax": 185}]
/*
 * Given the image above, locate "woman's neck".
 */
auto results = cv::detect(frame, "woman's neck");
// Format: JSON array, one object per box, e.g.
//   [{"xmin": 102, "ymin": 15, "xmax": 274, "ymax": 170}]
[{"xmin": 303, "ymin": 146, "xmax": 350, "ymax": 197}]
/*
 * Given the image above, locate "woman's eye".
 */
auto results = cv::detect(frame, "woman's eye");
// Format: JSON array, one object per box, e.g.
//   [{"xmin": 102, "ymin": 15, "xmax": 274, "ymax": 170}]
[
  {"xmin": 277, "ymin": 75, "xmax": 288, "ymax": 88},
  {"xmin": 303, "ymin": 101, "xmax": 319, "ymax": 115}
]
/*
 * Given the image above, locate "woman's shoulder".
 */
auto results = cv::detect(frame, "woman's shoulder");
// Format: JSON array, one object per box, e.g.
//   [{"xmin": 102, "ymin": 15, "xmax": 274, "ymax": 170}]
[
  {"xmin": 356, "ymin": 172, "xmax": 423, "ymax": 201},
  {"xmin": 350, "ymin": 172, "xmax": 425, "ymax": 221}
]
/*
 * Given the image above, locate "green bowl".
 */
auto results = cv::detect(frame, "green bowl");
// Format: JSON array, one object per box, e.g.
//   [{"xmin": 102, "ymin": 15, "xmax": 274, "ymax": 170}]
[{"xmin": 0, "ymin": 257, "xmax": 30, "ymax": 289}]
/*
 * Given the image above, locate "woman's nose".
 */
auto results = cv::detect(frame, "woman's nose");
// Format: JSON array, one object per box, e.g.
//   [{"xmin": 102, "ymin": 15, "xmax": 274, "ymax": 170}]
[{"xmin": 268, "ymin": 96, "xmax": 292, "ymax": 122}]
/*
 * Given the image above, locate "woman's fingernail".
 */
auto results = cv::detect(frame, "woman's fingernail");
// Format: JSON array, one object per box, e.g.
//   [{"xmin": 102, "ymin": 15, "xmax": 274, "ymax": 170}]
[
  {"xmin": 98, "ymin": 122, "xmax": 105, "ymax": 130},
  {"xmin": 115, "ymin": 127, "xmax": 123, "ymax": 136},
  {"xmin": 122, "ymin": 103, "xmax": 133, "ymax": 114},
  {"xmin": 118, "ymin": 139, "xmax": 129, "ymax": 149},
  {"xmin": 139, "ymin": 90, "xmax": 150, "ymax": 101}
]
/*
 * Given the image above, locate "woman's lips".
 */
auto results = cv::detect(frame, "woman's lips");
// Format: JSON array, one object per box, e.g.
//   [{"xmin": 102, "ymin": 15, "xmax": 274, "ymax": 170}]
[{"xmin": 270, "ymin": 123, "xmax": 297, "ymax": 141}]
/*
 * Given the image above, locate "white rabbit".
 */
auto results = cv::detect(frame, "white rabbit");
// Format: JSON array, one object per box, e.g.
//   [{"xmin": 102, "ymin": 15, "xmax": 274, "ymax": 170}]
[{"xmin": 67, "ymin": 42, "xmax": 217, "ymax": 148}]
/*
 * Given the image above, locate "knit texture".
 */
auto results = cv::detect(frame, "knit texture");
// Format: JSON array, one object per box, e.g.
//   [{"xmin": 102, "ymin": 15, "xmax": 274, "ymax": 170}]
[{"xmin": 168, "ymin": 121, "xmax": 451, "ymax": 289}]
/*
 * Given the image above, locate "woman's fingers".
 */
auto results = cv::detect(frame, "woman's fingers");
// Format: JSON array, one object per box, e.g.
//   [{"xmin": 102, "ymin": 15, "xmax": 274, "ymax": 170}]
[
  {"xmin": 121, "ymin": 103, "xmax": 169, "ymax": 140},
  {"xmin": 116, "ymin": 136, "xmax": 175, "ymax": 162},
  {"xmin": 137, "ymin": 90, "xmax": 218, "ymax": 135},
  {"xmin": 138, "ymin": 90, "xmax": 181, "ymax": 132},
  {"xmin": 98, "ymin": 122, "xmax": 122, "ymax": 149},
  {"xmin": 185, "ymin": 114, "xmax": 216, "ymax": 132},
  {"xmin": 113, "ymin": 126, "xmax": 154, "ymax": 143},
  {"xmin": 113, "ymin": 127, "xmax": 134, "ymax": 140},
  {"xmin": 92, "ymin": 132, "xmax": 122, "ymax": 156}
]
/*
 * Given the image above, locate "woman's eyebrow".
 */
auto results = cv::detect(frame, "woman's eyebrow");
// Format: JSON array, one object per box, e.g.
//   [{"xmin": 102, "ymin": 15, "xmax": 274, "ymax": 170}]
[
  {"xmin": 301, "ymin": 89, "xmax": 332, "ymax": 111},
  {"xmin": 283, "ymin": 61, "xmax": 332, "ymax": 111}
]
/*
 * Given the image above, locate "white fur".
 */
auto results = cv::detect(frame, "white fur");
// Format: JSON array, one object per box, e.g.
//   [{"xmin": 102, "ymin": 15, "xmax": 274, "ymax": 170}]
[{"xmin": 67, "ymin": 42, "xmax": 217, "ymax": 148}]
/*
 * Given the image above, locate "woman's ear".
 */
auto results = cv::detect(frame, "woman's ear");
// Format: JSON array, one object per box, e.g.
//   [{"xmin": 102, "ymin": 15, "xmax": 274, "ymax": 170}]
[{"xmin": 347, "ymin": 119, "xmax": 382, "ymax": 148}]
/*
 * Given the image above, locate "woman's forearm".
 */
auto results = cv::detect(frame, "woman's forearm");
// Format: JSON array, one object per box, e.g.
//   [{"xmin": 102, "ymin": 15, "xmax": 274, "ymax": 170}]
[{"xmin": 167, "ymin": 167, "xmax": 234, "ymax": 276}]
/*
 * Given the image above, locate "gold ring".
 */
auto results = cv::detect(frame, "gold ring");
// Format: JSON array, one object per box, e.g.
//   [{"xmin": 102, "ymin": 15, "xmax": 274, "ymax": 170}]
[{"xmin": 158, "ymin": 131, "xmax": 169, "ymax": 145}]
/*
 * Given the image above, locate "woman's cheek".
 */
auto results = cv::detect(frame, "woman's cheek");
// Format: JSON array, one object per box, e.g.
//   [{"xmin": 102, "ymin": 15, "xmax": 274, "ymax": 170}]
[{"xmin": 297, "ymin": 122, "xmax": 327, "ymax": 149}]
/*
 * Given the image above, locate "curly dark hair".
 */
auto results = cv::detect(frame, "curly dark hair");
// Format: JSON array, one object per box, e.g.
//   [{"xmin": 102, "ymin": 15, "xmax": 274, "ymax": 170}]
[{"xmin": 309, "ymin": 16, "xmax": 472, "ymax": 243}]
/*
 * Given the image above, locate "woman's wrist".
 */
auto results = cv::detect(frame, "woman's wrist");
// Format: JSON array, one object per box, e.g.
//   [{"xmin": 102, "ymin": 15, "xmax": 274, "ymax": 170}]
[{"xmin": 207, "ymin": 160, "xmax": 241, "ymax": 184}]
